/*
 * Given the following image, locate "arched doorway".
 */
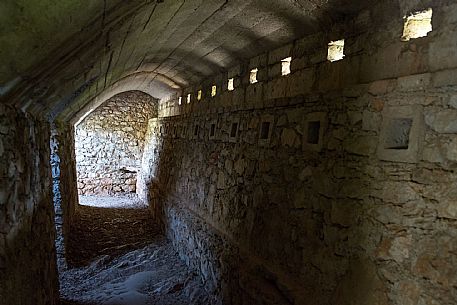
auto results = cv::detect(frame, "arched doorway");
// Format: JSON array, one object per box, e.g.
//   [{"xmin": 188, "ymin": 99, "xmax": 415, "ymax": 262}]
[{"xmin": 74, "ymin": 90, "xmax": 157, "ymax": 200}]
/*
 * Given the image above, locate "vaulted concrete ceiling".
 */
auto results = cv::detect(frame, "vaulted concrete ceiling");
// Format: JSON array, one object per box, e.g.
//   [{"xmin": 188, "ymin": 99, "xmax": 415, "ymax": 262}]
[{"xmin": 0, "ymin": 0, "xmax": 377, "ymax": 121}]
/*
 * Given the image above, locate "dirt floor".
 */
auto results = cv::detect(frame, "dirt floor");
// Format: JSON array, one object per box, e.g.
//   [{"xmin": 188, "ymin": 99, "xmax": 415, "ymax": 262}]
[{"xmin": 59, "ymin": 195, "xmax": 216, "ymax": 305}]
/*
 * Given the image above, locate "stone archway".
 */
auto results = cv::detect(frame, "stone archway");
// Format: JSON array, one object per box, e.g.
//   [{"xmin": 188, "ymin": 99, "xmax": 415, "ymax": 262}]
[{"xmin": 74, "ymin": 90, "xmax": 158, "ymax": 196}]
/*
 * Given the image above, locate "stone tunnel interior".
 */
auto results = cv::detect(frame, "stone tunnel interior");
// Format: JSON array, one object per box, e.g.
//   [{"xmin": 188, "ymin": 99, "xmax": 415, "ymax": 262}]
[{"xmin": 1, "ymin": 1, "xmax": 457, "ymax": 305}]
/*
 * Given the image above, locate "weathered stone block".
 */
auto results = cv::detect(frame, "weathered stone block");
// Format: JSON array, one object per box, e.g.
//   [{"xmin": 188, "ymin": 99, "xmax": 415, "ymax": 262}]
[
  {"xmin": 432, "ymin": 68, "xmax": 457, "ymax": 87},
  {"xmin": 376, "ymin": 235, "xmax": 412, "ymax": 263},
  {"xmin": 249, "ymin": 54, "xmax": 267, "ymax": 69},
  {"xmin": 330, "ymin": 201, "xmax": 357, "ymax": 227},
  {"xmin": 281, "ymin": 128, "xmax": 297, "ymax": 147},
  {"xmin": 436, "ymin": 199, "xmax": 457, "ymax": 219},
  {"xmin": 369, "ymin": 79, "xmax": 393, "ymax": 95},
  {"xmin": 268, "ymin": 44, "xmax": 292, "ymax": 64},
  {"xmin": 290, "ymin": 57, "xmax": 307, "ymax": 71},
  {"xmin": 265, "ymin": 78, "xmax": 287, "ymax": 100},
  {"xmin": 448, "ymin": 94, "xmax": 457, "ymax": 109},
  {"xmin": 317, "ymin": 61, "xmax": 343, "ymax": 92},
  {"xmin": 393, "ymin": 280, "xmax": 421, "ymax": 305},
  {"xmin": 268, "ymin": 63, "xmax": 282, "ymax": 79},
  {"xmin": 287, "ymin": 68, "xmax": 314, "ymax": 97},
  {"xmin": 443, "ymin": 136, "xmax": 457, "ymax": 162},
  {"xmin": 422, "ymin": 144, "xmax": 445, "ymax": 163},
  {"xmin": 331, "ymin": 258, "xmax": 388, "ymax": 305},
  {"xmin": 245, "ymin": 83, "xmax": 263, "ymax": 108},
  {"xmin": 429, "ymin": 30, "xmax": 457, "ymax": 71},
  {"xmin": 310, "ymin": 48, "xmax": 327, "ymax": 65},
  {"xmin": 397, "ymin": 73, "xmax": 431, "ymax": 91},
  {"xmin": 425, "ymin": 108, "xmax": 457, "ymax": 133},
  {"xmin": 228, "ymin": 64, "xmax": 242, "ymax": 78},
  {"xmin": 344, "ymin": 135, "xmax": 378, "ymax": 156},
  {"xmin": 293, "ymin": 33, "xmax": 323, "ymax": 58},
  {"xmin": 360, "ymin": 43, "xmax": 402, "ymax": 82},
  {"xmin": 362, "ymin": 110, "xmax": 381, "ymax": 131}
]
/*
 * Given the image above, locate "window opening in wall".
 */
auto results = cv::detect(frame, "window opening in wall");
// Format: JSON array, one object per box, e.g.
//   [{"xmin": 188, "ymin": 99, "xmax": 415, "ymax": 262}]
[
  {"xmin": 402, "ymin": 8, "xmax": 432, "ymax": 41},
  {"xmin": 197, "ymin": 90, "xmax": 202, "ymax": 101},
  {"xmin": 210, "ymin": 124, "xmax": 216, "ymax": 137},
  {"xmin": 228, "ymin": 78, "xmax": 234, "ymax": 91},
  {"xmin": 384, "ymin": 118, "xmax": 413, "ymax": 150},
  {"xmin": 178, "ymin": 96, "xmax": 182, "ymax": 105},
  {"xmin": 327, "ymin": 39, "xmax": 345, "ymax": 62},
  {"xmin": 211, "ymin": 85, "xmax": 217, "ymax": 97},
  {"xmin": 194, "ymin": 125, "xmax": 199, "ymax": 137},
  {"xmin": 250, "ymin": 68, "xmax": 258, "ymax": 84},
  {"xmin": 281, "ymin": 57, "xmax": 292, "ymax": 76},
  {"xmin": 260, "ymin": 121, "xmax": 271, "ymax": 140},
  {"xmin": 187, "ymin": 94, "xmax": 191, "ymax": 104},
  {"xmin": 307, "ymin": 121, "xmax": 321, "ymax": 144},
  {"xmin": 230, "ymin": 122, "xmax": 238, "ymax": 138},
  {"xmin": 176, "ymin": 126, "xmax": 181, "ymax": 137}
]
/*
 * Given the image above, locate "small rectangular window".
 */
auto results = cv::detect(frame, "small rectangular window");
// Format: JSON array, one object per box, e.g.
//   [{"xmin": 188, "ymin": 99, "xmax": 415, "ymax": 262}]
[
  {"xmin": 250, "ymin": 68, "xmax": 258, "ymax": 84},
  {"xmin": 178, "ymin": 96, "xmax": 182, "ymax": 105},
  {"xmin": 327, "ymin": 39, "xmax": 345, "ymax": 62},
  {"xmin": 260, "ymin": 122, "xmax": 271, "ymax": 140},
  {"xmin": 228, "ymin": 78, "xmax": 234, "ymax": 91},
  {"xmin": 281, "ymin": 57, "xmax": 292, "ymax": 76},
  {"xmin": 194, "ymin": 125, "xmax": 199, "ymax": 136},
  {"xmin": 230, "ymin": 122, "xmax": 238, "ymax": 138},
  {"xmin": 307, "ymin": 121, "xmax": 321, "ymax": 144},
  {"xmin": 197, "ymin": 90, "xmax": 202, "ymax": 101},
  {"xmin": 211, "ymin": 85, "xmax": 217, "ymax": 97},
  {"xmin": 402, "ymin": 8, "xmax": 432, "ymax": 41},
  {"xmin": 187, "ymin": 94, "xmax": 191, "ymax": 104},
  {"xmin": 384, "ymin": 118, "xmax": 413, "ymax": 150},
  {"xmin": 210, "ymin": 124, "xmax": 216, "ymax": 137}
]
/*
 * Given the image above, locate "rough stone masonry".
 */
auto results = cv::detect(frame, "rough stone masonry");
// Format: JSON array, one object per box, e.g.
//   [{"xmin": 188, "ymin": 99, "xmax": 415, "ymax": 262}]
[
  {"xmin": 75, "ymin": 91, "xmax": 157, "ymax": 195},
  {"xmin": 1, "ymin": 1, "xmax": 457, "ymax": 305},
  {"xmin": 139, "ymin": 2, "xmax": 457, "ymax": 304}
]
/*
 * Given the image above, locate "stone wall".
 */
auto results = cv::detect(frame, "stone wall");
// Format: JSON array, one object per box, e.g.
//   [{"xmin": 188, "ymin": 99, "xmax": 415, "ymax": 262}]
[
  {"xmin": 0, "ymin": 104, "xmax": 59, "ymax": 305},
  {"xmin": 50, "ymin": 122, "xmax": 79, "ymax": 268},
  {"xmin": 142, "ymin": 2, "xmax": 457, "ymax": 305},
  {"xmin": 75, "ymin": 91, "xmax": 157, "ymax": 195}
]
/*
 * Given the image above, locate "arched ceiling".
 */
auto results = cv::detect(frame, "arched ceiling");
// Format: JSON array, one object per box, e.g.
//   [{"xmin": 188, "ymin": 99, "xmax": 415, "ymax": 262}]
[
  {"xmin": 70, "ymin": 72, "xmax": 176, "ymax": 125},
  {"xmin": 0, "ymin": 0, "xmax": 378, "ymax": 122}
]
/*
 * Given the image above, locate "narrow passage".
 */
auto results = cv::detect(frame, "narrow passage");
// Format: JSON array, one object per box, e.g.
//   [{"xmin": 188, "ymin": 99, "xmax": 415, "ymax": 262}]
[{"xmin": 59, "ymin": 196, "xmax": 212, "ymax": 305}]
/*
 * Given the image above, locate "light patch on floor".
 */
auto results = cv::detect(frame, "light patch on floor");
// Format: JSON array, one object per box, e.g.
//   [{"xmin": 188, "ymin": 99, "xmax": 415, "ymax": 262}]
[
  {"xmin": 79, "ymin": 195, "xmax": 147, "ymax": 209},
  {"xmin": 60, "ymin": 242, "xmax": 214, "ymax": 305}
]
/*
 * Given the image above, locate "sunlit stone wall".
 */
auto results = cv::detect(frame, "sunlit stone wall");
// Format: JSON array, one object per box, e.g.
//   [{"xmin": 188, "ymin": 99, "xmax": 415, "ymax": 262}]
[{"xmin": 75, "ymin": 91, "xmax": 157, "ymax": 195}]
